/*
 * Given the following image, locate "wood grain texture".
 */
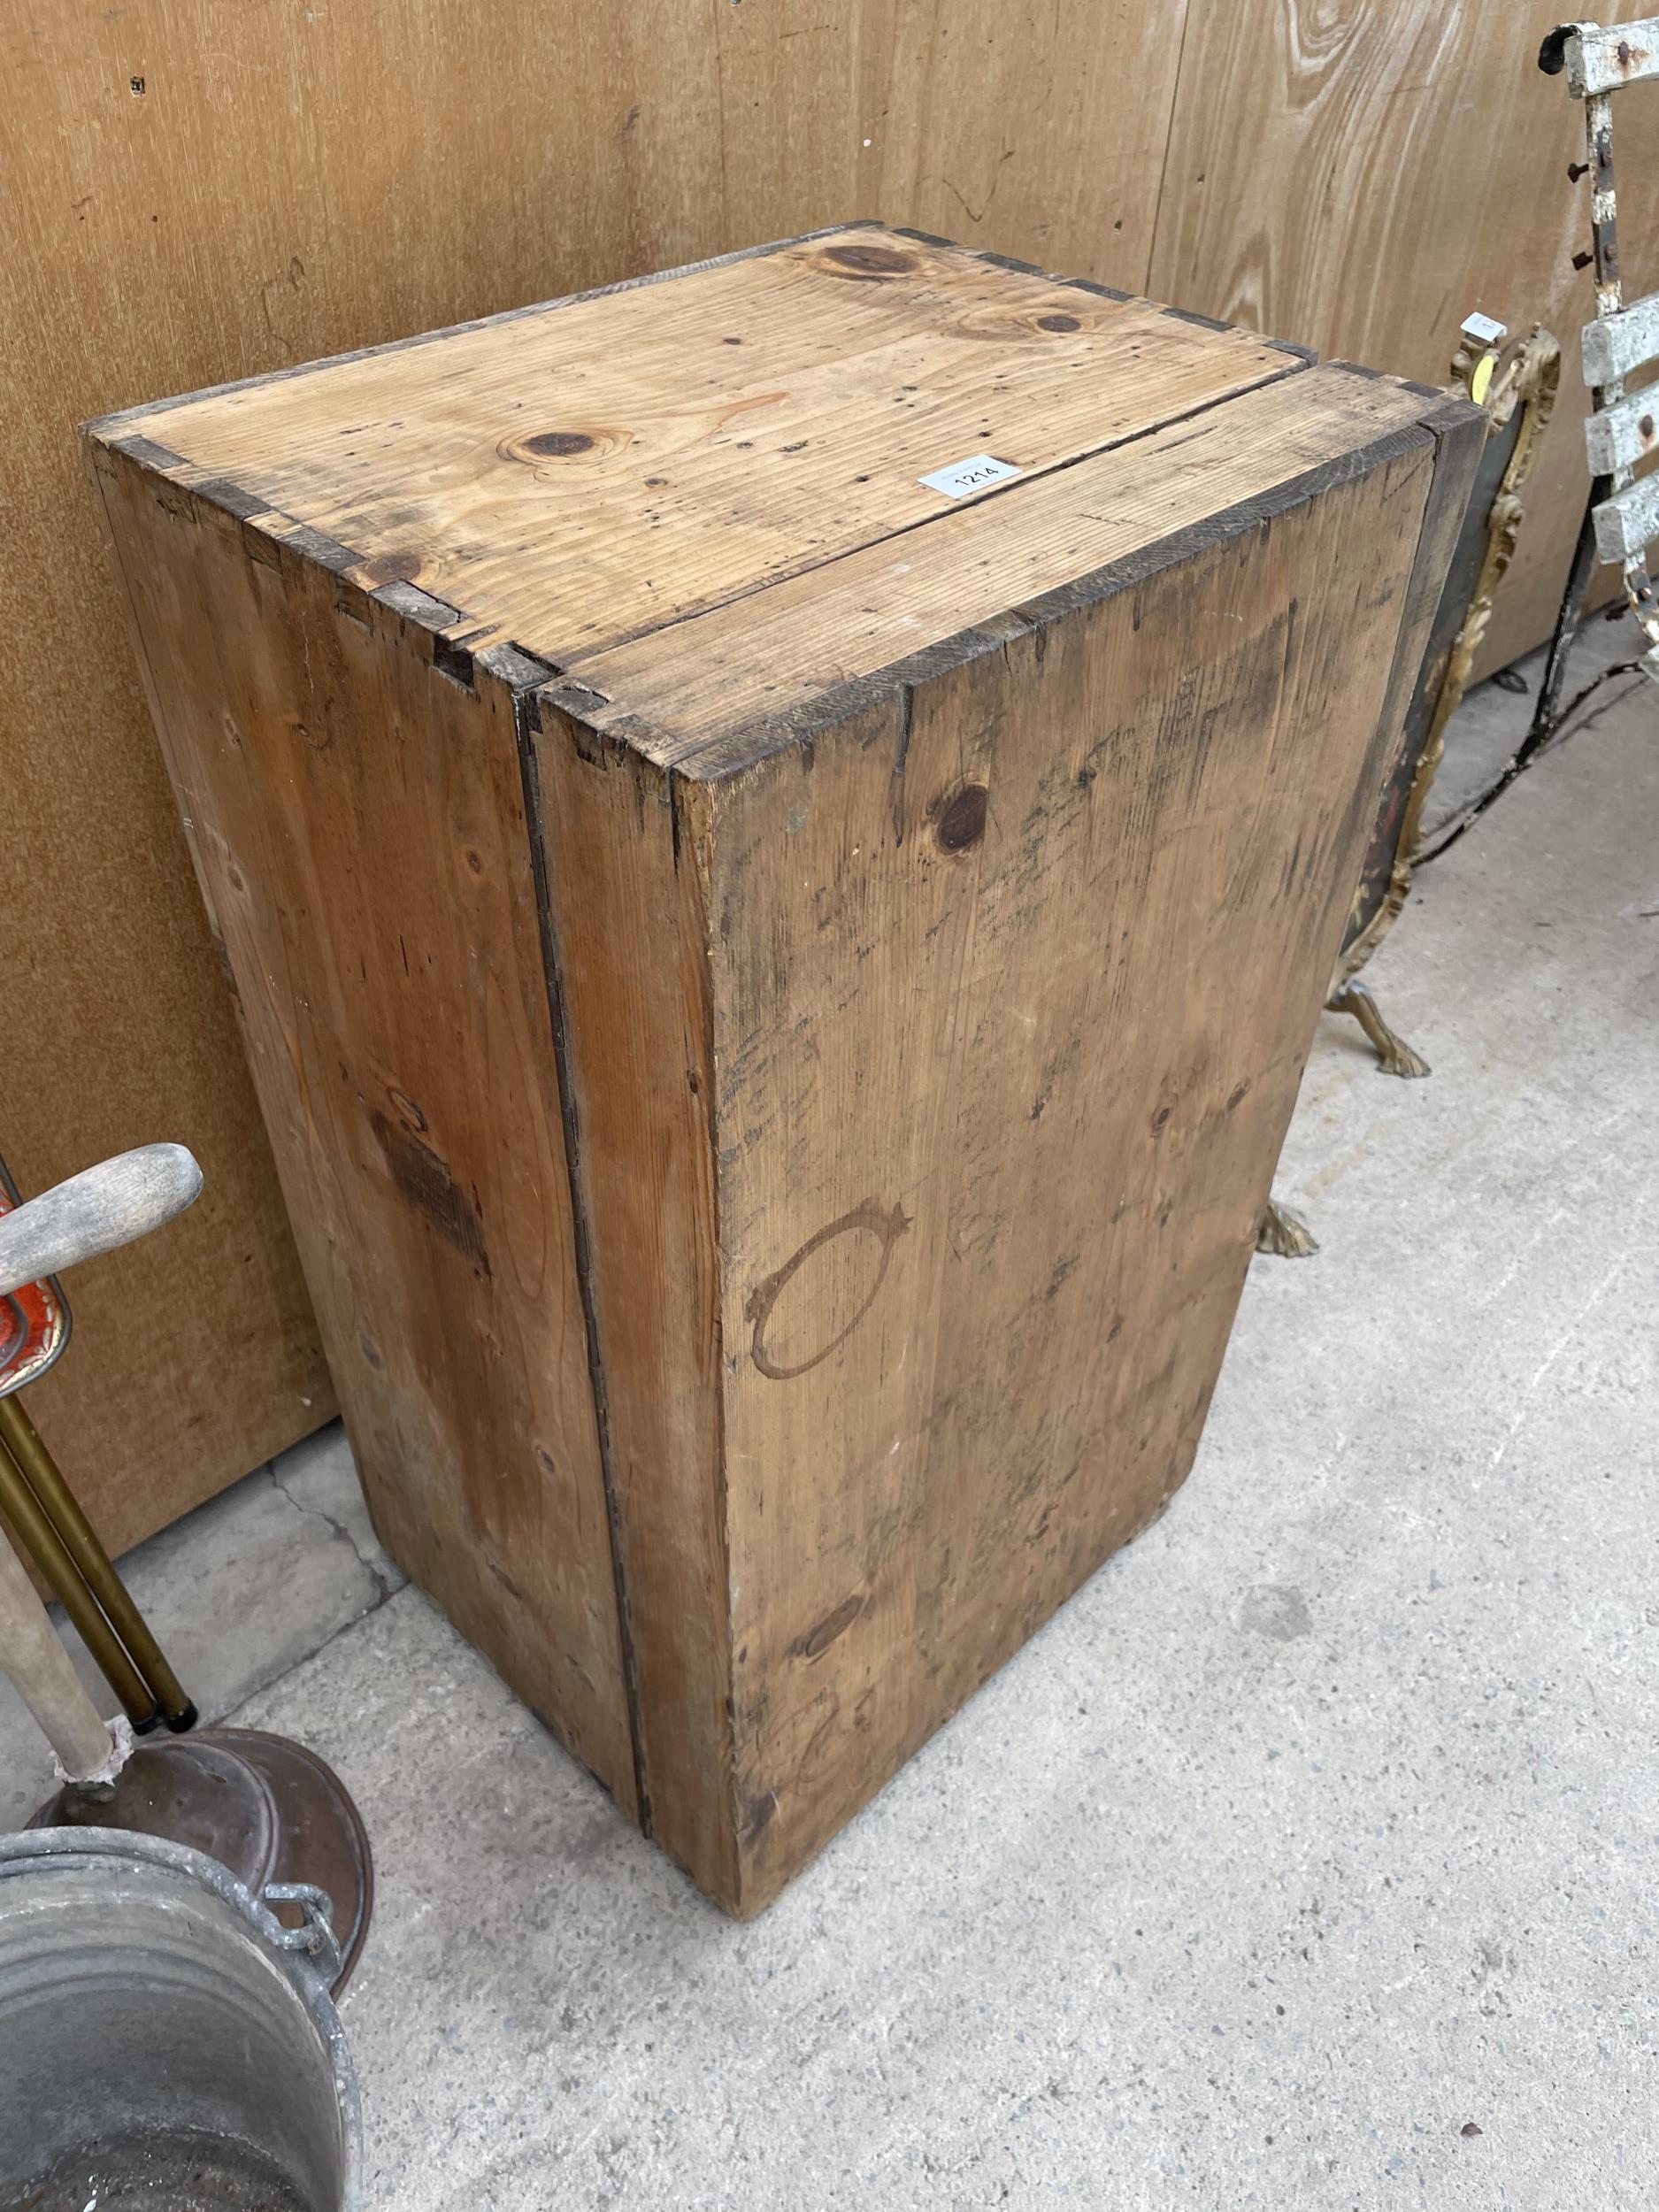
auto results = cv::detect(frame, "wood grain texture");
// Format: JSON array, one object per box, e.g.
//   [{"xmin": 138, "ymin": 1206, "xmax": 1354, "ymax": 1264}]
[
  {"xmin": 0, "ymin": 0, "xmax": 1189, "ymax": 1554},
  {"xmin": 1148, "ymin": 0, "xmax": 1659, "ymax": 678},
  {"xmin": 0, "ymin": 1518, "xmax": 116, "ymax": 1778},
  {"xmin": 1557, "ymin": 17, "xmax": 1659, "ymax": 96},
  {"xmin": 700, "ymin": 427, "xmax": 1447, "ymax": 1909},
  {"xmin": 115, "ymin": 227, "xmax": 1289, "ymax": 671},
  {"xmin": 88, "ymin": 441, "xmax": 637, "ymax": 1810},
  {"xmin": 0, "ymin": 1145, "xmax": 202, "ymax": 1302},
  {"xmin": 710, "ymin": 0, "xmax": 1191, "ymax": 273},
  {"xmin": 88, "ymin": 226, "xmax": 1479, "ymax": 1909},
  {"xmin": 572, "ymin": 365, "xmax": 1449, "ymax": 763},
  {"xmin": 6, "ymin": 0, "xmax": 1637, "ymax": 1558},
  {"xmin": 522, "ymin": 709, "xmax": 732, "ymax": 1893}
]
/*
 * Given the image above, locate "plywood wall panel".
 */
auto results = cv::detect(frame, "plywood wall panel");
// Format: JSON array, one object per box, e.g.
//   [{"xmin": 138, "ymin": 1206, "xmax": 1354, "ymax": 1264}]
[
  {"xmin": 862, "ymin": 0, "xmax": 1187, "ymax": 283},
  {"xmin": 1148, "ymin": 0, "xmax": 1659, "ymax": 677},
  {"xmin": 1, "ymin": 0, "xmax": 1640, "ymax": 1555},
  {"xmin": 709, "ymin": 0, "xmax": 1185, "ymax": 286},
  {"xmin": 0, "ymin": 0, "xmax": 723, "ymax": 1556},
  {"xmin": 0, "ymin": 0, "xmax": 1181, "ymax": 1551}
]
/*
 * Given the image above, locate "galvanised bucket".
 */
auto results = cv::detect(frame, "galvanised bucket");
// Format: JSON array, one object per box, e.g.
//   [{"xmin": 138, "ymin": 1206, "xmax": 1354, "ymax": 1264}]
[{"xmin": 0, "ymin": 1827, "xmax": 361, "ymax": 2210}]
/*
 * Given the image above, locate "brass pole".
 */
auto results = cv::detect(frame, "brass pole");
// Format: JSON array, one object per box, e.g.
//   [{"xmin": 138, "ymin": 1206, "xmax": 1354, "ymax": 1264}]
[
  {"xmin": 0, "ymin": 1394, "xmax": 196, "ymax": 1731},
  {"xmin": 0, "ymin": 1420, "xmax": 157, "ymax": 1732}
]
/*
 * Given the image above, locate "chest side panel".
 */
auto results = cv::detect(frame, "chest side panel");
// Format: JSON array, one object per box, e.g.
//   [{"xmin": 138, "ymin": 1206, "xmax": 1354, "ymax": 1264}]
[
  {"xmin": 520, "ymin": 708, "xmax": 735, "ymax": 1902},
  {"xmin": 88, "ymin": 442, "xmax": 639, "ymax": 1811},
  {"xmin": 705, "ymin": 427, "xmax": 1439, "ymax": 1908}
]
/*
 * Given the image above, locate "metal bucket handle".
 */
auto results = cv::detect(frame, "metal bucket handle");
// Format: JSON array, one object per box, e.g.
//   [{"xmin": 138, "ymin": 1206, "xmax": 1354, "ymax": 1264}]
[
  {"xmin": 0, "ymin": 1827, "xmax": 364, "ymax": 2210},
  {"xmin": 265, "ymin": 1880, "xmax": 345, "ymax": 1982}
]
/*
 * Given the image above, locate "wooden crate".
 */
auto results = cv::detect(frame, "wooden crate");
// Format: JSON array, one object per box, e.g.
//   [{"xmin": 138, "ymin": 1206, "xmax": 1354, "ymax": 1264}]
[{"xmin": 84, "ymin": 224, "xmax": 1480, "ymax": 1914}]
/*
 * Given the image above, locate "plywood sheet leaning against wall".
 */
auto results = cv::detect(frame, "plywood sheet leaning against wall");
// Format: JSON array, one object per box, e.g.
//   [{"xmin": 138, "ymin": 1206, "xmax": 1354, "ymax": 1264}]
[
  {"xmin": 88, "ymin": 225, "xmax": 1482, "ymax": 1909},
  {"xmin": 1148, "ymin": 0, "xmax": 1659, "ymax": 681},
  {"xmin": 8, "ymin": 0, "xmax": 1647, "ymax": 1558},
  {"xmin": 1, "ymin": 0, "xmax": 1187, "ymax": 1554}
]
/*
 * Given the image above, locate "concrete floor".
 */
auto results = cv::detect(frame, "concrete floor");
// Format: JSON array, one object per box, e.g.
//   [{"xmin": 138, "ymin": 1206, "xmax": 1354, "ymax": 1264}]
[{"xmin": 4, "ymin": 626, "xmax": 1655, "ymax": 2208}]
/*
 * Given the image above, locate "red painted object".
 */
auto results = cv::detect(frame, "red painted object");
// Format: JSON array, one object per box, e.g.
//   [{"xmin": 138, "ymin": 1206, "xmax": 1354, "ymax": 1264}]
[{"xmin": 0, "ymin": 1153, "xmax": 70, "ymax": 1400}]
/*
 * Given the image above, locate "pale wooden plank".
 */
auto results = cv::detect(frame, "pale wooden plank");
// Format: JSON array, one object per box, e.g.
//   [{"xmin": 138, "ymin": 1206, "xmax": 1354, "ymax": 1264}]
[
  {"xmin": 701, "ymin": 692, "xmax": 993, "ymax": 1911},
  {"xmin": 0, "ymin": 1520, "xmax": 118, "ymax": 1778},
  {"xmin": 706, "ymin": 0, "xmax": 1189, "ymax": 288},
  {"xmin": 570, "ymin": 365, "xmax": 1440, "ymax": 764},
  {"xmin": 523, "ymin": 710, "xmax": 734, "ymax": 1899},
  {"xmin": 117, "ymin": 227, "xmax": 1291, "ymax": 669},
  {"xmin": 0, "ymin": 1146, "xmax": 201, "ymax": 1300},
  {"xmin": 833, "ymin": 0, "xmax": 1191, "ymax": 286}
]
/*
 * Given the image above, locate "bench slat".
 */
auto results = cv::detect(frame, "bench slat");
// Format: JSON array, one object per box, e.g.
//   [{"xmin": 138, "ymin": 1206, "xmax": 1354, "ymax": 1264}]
[
  {"xmin": 1563, "ymin": 18, "xmax": 1659, "ymax": 96},
  {"xmin": 1593, "ymin": 467, "xmax": 1659, "ymax": 561},
  {"xmin": 1585, "ymin": 387, "xmax": 1659, "ymax": 472},
  {"xmin": 1583, "ymin": 294, "xmax": 1659, "ymax": 386}
]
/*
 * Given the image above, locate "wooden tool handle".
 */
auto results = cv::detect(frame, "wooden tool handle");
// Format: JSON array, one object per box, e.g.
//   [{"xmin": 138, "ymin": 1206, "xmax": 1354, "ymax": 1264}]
[
  {"xmin": 0, "ymin": 1518, "xmax": 118, "ymax": 1779},
  {"xmin": 0, "ymin": 1143, "xmax": 203, "ymax": 1299}
]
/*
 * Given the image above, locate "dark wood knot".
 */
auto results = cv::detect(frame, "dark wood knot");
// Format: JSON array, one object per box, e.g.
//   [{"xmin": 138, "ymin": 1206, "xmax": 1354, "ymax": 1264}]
[
  {"xmin": 823, "ymin": 242, "xmax": 917, "ymax": 279},
  {"xmin": 934, "ymin": 783, "xmax": 988, "ymax": 854},
  {"xmin": 522, "ymin": 430, "xmax": 595, "ymax": 457}
]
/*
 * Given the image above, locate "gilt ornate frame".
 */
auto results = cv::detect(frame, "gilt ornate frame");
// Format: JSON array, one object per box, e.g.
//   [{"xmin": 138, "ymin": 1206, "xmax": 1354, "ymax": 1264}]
[{"xmin": 1258, "ymin": 322, "xmax": 1563, "ymax": 1258}]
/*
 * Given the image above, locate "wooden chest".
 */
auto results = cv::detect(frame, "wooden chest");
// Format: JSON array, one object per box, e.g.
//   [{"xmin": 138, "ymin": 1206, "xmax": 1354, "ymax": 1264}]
[{"xmin": 85, "ymin": 224, "xmax": 1479, "ymax": 1914}]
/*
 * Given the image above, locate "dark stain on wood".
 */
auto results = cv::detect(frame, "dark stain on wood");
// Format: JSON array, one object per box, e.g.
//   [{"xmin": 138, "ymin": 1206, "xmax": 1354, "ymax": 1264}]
[
  {"xmin": 795, "ymin": 1591, "xmax": 865, "ymax": 1660},
  {"xmin": 386, "ymin": 1086, "xmax": 426, "ymax": 1132},
  {"xmin": 357, "ymin": 548, "xmax": 423, "ymax": 587},
  {"xmin": 489, "ymin": 1557, "xmax": 526, "ymax": 1601},
  {"xmin": 523, "ymin": 430, "xmax": 595, "ymax": 457},
  {"xmin": 822, "ymin": 242, "xmax": 918, "ymax": 279},
  {"xmin": 745, "ymin": 1197, "xmax": 910, "ymax": 1380},
  {"xmin": 934, "ymin": 781, "xmax": 989, "ymax": 853},
  {"xmin": 370, "ymin": 1107, "xmax": 491, "ymax": 1272}
]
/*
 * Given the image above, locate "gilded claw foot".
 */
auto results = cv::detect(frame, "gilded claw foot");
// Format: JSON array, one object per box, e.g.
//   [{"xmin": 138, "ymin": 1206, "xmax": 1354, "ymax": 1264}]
[
  {"xmin": 1326, "ymin": 977, "xmax": 1430, "ymax": 1079},
  {"xmin": 1256, "ymin": 1197, "xmax": 1319, "ymax": 1258}
]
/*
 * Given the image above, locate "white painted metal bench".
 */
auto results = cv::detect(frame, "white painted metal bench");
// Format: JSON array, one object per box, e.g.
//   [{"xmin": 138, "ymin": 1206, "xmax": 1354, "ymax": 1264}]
[{"xmin": 1543, "ymin": 16, "xmax": 1659, "ymax": 672}]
